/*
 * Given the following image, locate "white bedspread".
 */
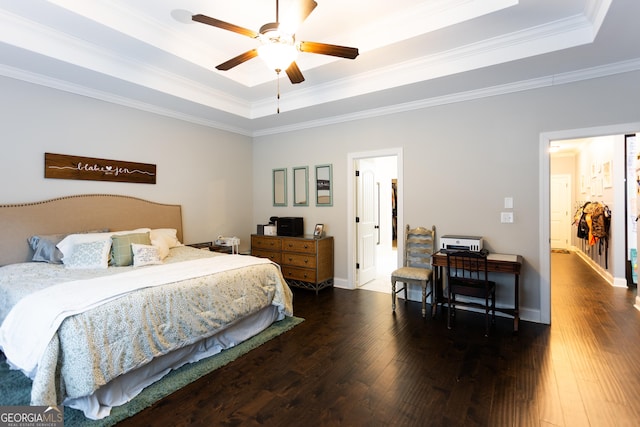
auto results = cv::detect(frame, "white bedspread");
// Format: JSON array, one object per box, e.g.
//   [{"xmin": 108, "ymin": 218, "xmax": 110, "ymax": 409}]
[{"xmin": 0, "ymin": 255, "xmax": 272, "ymax": 379}]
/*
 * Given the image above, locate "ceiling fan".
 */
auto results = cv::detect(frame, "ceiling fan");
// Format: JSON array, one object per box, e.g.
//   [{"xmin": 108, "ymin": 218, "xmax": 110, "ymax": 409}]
[{"xmin": 192, "ymin": 0, "xmax": 359, "ymax": 84}]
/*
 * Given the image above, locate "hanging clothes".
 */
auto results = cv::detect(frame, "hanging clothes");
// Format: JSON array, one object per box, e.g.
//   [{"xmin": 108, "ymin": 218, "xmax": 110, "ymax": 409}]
[{"xmin": 572, "ymin": 201, "xmax": 612, "ymax": 268}]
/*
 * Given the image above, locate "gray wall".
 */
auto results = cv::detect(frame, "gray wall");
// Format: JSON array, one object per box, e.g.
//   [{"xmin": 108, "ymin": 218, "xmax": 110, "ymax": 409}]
[
  {"xmin": 2, "ymin": 69, "xmax": 639, "ymax": 324},
  {"xmin": 253, "ymin": 70, "xmax": 640, "ymax": 322},
  {"xmin": 0, "ymin": 76, "xmax": 254, "ymax": 251}
]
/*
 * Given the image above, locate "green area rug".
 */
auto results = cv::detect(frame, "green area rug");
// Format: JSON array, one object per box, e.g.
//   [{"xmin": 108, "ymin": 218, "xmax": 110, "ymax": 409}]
[{"xmin": 0, "ymin": 316, "xmax": 303, "ymax": 426}]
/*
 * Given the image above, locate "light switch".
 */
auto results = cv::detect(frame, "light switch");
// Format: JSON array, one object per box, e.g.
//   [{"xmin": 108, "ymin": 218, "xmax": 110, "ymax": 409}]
[
  {"xmin": 501, "ymin": 212, "xmax": 514, "ymax": 223},
  {"xmin": 504, "ymin": 197, "xmax": 513, "ymax": 209}
]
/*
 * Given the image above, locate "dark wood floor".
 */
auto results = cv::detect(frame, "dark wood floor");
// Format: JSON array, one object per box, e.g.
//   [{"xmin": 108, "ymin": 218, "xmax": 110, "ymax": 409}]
[{"xmin": 120, "ymin": 252, "xmax": 640, "ymax": 426}]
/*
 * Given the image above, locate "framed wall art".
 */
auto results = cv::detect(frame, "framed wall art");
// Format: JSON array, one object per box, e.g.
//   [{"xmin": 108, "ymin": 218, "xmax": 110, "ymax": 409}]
[
  {"xmin": 44, "ymin": 153, "xmax": 156, "ymax": 184},
  {"xmin": 602, "ymin": 160, "xmax": 612, "ymax": 188},
  {"xmin": 273, "ymin": 168, "xmax": 287, "ymax": 207},
  {"xmin": 315, "ymin": 164, "xmax": 332, "ymax": 206},
  {"xmin": 293, "ymin": 166, "xmax": 309, "ymax": 206}
]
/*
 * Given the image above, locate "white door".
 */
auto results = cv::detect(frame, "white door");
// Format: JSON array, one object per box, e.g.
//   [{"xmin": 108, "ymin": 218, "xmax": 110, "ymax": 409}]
[
  {"xmin": 550, "ymin": 174, "xmax": 571, "ymax": 249},
  {"xmin": 356, "ymin": 160, "xmax": 377, "ymax": 286}
]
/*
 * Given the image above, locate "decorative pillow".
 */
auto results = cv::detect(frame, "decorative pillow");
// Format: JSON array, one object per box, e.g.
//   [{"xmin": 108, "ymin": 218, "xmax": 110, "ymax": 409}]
[
  {"xmin": 28, "ymin": 233, "xmax": 67, "ymax": 264},
  {"xmin": 131, "ymin": 243, "xmax": 163, "ymax": 267},
  {"xmin": 63, "ymin": 239, "xmax": 112, "ymax": 269},
  {"xmin": 150, "ymin": 228, "xmax": 181, "ymax": 247},
  {"xmin": 110, "ymin": 232, "xmax": 151, "ymax": 266},
  {"xmin": 57, "ymin": 232, "xmax": 113, "ymax": 261},
  {"xmin": 150, "ymin": 228, "xmax": 182, "ymax": 260},
  {"xmin": 57, "ymin": 228, "xmax": 149, "ymax": 261}
]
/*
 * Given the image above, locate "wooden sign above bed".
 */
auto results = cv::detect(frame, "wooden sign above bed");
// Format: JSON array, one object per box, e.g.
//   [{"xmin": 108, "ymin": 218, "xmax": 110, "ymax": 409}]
[{"xmin": 44, "ymin": 153, "xmax": 156, "ymax": 184}]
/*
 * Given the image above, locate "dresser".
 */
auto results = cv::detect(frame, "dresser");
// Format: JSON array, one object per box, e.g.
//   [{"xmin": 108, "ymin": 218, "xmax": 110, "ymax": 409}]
[{"xmin": 251, "ymin": 234, "xmax": 334, "ymax": 293}]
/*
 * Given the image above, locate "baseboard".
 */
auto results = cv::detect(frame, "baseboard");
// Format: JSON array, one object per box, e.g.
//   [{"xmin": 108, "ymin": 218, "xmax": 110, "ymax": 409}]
[
  {"xmin": 333, "ymin": 277, "xmax": 351, "ymax": 290},
  {"xmin": 573, "ymin": 247, "xmax": 627, "ymax": 287},
  {"xmin": 384, "ymin": 283, "xmax": 542, "ymax": 324}
]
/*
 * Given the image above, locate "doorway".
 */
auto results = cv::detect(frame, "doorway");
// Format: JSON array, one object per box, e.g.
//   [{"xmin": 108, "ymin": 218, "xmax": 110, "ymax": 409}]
[
  {"xmin": 347, "ymin": 148, "xmax": 403, "ymax": 293},
  {"xmin": 540, "ymin": 123, "xmax": 640, "ymax": 324},
  {"xmin": 550, "ymin": 174, "xmax": 571, "ymax": 250}
]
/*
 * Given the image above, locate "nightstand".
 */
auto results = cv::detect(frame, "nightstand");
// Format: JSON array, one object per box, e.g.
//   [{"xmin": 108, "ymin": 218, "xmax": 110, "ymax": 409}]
[{"xmin": 186, "ymin": 242, "xmax": 233, "ymax": 254}]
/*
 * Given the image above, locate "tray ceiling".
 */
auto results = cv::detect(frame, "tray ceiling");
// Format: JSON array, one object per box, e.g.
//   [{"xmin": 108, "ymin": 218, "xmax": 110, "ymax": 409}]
[{"xmin": 1, "ymin": 0, "xmax": 639, "ymax": 136}]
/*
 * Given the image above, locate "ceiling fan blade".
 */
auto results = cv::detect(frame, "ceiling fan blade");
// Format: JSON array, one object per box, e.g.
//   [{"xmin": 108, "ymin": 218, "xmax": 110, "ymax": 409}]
[
  {"xmin": 285, "ymin": 61, "xmax": 305, "ymax": 84},
  {"xmin": 291, "ymin": 0, "xmax": 318, "ymax": 24},
  {"xmin": 192, "ymin": 14, "xmax": 259, "ymax": 39},
  {"xmin": 298, "ymin": 41, "xmax": 359, "ymax": 59},
  {"xmin": 215, "ymin": 49, "xmax": 258, "ymax": 71},
  {"xmin": 279, "ymin": 0, "xmax": 317, "ymax": 34}
]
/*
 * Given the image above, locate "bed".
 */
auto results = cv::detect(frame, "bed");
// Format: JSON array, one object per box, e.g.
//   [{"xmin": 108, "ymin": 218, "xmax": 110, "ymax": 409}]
[{"xmin": 0, "ymin": 194, "xmax": 293, "ymax": 420}]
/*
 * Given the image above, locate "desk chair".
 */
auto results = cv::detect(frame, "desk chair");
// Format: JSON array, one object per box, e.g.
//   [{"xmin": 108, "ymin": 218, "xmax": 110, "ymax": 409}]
[
  {"xmin": 446, "ymin": 250, "xmax": 496, "ymax": 336},
  {"xmin": 391, "ymin": 225, "xmax": 436, "ymax": 318}
]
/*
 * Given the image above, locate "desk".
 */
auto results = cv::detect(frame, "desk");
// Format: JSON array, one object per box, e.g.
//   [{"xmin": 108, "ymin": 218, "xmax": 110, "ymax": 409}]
[{"xmin": 432, "ymin": 252, "xmax": 523, "ymax": 332}]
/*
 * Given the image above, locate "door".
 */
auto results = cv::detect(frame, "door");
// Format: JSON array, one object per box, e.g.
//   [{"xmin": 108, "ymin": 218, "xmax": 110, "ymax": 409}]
[
  {"xmin": 550, "ymin": 174, "xmax": 571, "ymax": 249},
  {"xmin": 356, "ymin": 160, "xmax": 377, "ymax": 286}
]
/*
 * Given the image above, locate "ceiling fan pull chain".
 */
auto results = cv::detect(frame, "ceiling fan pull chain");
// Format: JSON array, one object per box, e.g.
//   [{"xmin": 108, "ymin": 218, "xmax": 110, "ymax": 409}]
[{"xmin": 277, "ymin": 70, "xmax": 281, "ymax": 114}]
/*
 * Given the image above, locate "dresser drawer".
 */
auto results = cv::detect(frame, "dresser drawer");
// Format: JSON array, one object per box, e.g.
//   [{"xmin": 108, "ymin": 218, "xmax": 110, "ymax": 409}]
[
  {"xmin": 490, "ymin": 261, "xmax": 521, "ymax": 274},
  {"xmin": 281, "ymin": 238, "xmax": 316, "ymax": 254},
  {"xmin": 251, "ymin": 249, "xmax": 282, "ymax": 264},
  {"xmin": 251, "ymin": 235, "xmax": 282, "ymax": 251},
  {"xmin": 281, "ymin": 252, "xmax": 316, "ymax": 268},
  {"xmin": 250, "ymin": 234, "xmax": 333, "ymax": 293},
  {"xmin": 282, "ymin": 266, "xmax": 316, "ymax": 282}
]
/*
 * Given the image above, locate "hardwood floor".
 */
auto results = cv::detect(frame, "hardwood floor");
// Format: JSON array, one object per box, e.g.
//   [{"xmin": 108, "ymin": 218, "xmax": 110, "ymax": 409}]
[{"xmin": 119, "ymin": 252, "xmax": 640, "ymax": 426}]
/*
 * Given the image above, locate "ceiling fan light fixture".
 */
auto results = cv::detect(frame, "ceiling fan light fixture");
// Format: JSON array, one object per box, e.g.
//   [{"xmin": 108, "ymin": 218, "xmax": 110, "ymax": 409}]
[
  {"xmin": 194, "ymin": 0, "xmax": 357, "ymax": 85},
  {"xmin": 257, "ymin": 32, "xmax": 298, "ymax": 72}
]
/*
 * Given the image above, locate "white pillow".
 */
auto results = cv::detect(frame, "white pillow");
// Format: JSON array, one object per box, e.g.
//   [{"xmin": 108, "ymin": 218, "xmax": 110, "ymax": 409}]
[
  {"xmin": 150, "ymin": 228, "xmax": 181, "ymax": 247},
  {"xmin": 57, "ymin": 232, "xmax": 112, "ymax": 261},
  {"xmin": 150, "ymin": 228, "xmax": 182, "ymax": 260},
  {"xmin": 131, "ymin": 243, "xmax": 163, "ymax": 267},
  {"xmin": 113, "ymin": 227, "xmax": 151, "ymax": 236},
  {"xmin": 57, "ymin": 228, "xmax": 151, "ymax": 261},
  {"xmin": 63, "ymin": 239, "xmax": 112, "ymax": 269}
]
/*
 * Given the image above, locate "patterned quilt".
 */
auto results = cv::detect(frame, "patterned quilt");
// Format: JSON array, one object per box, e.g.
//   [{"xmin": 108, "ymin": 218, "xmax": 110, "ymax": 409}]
[{"xmin": 0, "ymin": 246, "xmax": 293, "ymax": 407}]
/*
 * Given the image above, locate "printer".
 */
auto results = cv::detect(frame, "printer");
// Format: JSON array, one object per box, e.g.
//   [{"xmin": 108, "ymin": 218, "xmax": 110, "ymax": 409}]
[{"xmin": 440, "ymin": 235, "xmax": 484, "ymax": 252}]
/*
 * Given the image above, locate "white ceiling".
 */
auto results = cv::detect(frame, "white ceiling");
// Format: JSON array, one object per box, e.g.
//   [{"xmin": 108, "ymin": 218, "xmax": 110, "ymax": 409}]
[{"xmin": 1, "ymin": 0, "xmax": 639, "ymax": 136}]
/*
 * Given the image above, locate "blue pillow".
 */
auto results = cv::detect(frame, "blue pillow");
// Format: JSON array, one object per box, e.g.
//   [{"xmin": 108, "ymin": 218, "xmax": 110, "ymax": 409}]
[{"xmin": 28, "ymin": 233, "xmax": 67, "ymax": 264}]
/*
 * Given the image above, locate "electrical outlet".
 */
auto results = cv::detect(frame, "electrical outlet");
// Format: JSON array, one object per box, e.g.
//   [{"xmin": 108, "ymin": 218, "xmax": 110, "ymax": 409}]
[{"xmin": 501, "ymin": 212, "xmax": 514, "ymax": 223}]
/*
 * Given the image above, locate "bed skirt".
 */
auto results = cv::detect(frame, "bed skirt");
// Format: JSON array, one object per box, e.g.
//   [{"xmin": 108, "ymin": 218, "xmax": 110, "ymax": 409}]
[{"xmin": 65, "ymin": 305, "xmax": 280, "ymax": 419}]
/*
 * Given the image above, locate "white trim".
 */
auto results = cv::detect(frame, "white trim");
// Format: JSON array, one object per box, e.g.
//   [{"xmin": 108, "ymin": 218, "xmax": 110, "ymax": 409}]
[
  {"xmin": 347, "ymin": 148, "xmax": 403, "ymax": 290},
  {"xmin": 255, "ymin": 58, "xmax": 640, "ymax": 137},
  {"xmin": 0, "ymin": 64, "xmax": 253, "ymax": 137},
  {"xmin": 540, "ymin": 122, "xmax": 640, "ymax": 325}
]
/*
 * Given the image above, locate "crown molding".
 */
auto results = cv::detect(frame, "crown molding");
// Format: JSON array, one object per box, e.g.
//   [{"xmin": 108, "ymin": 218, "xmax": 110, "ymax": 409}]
[
  {"xmin": 252, "ymin": 13, "xmax": 596, "ymax": 118},
  {"xmin": 253, "ymin": 58, "xmax": 640, "ymax": 137},
  {"xmin": 0, "ymin": 64, "xmax": 253, "ymax": 137},
  {"xmin": 0, "ymin": 7, "xmax": 252, "ymax": 117}
]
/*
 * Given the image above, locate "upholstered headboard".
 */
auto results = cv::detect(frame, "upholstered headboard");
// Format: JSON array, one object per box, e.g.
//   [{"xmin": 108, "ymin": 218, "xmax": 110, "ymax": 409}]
[{"xmin": 0, "ymin": 194, "xmax": 183, "ymax": 266}]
